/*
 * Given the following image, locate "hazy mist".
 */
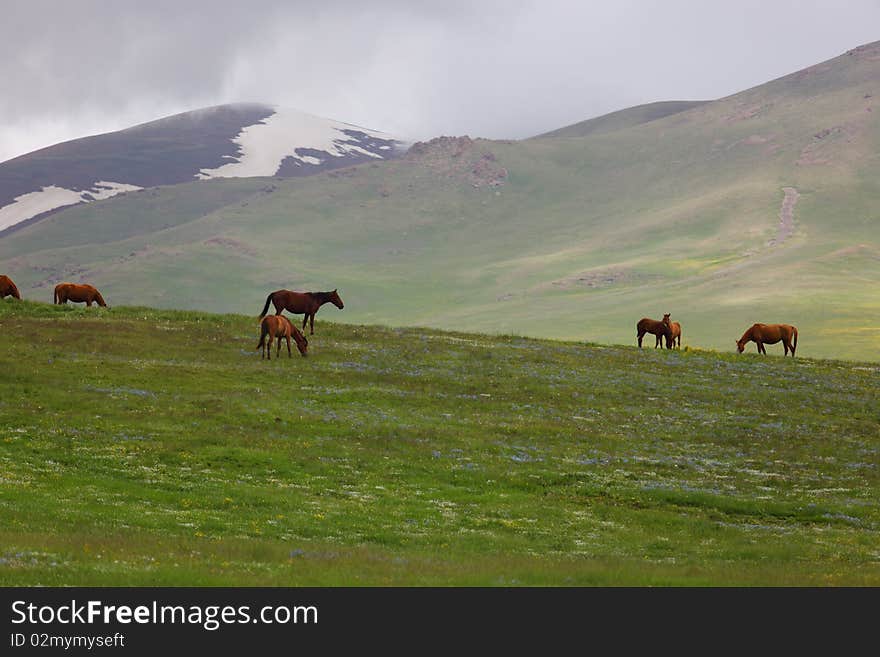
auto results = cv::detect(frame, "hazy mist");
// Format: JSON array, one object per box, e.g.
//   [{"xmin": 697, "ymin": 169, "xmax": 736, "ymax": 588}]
[{"xmin": 1, "ymin": 0, "xmax": 878, "ymax": 162}]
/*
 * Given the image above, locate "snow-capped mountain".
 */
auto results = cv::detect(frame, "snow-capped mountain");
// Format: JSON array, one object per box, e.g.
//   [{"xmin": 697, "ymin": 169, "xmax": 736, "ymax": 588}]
[{"xmin": 0, "ymin": 103, "xmax": 405, "ymax": 234}]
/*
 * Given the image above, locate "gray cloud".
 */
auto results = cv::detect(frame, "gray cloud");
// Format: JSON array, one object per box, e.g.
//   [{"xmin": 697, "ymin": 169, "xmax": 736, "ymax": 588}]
[{"xmin": 1, "ymin": 0, "xmax": 879, "ymax": 161}]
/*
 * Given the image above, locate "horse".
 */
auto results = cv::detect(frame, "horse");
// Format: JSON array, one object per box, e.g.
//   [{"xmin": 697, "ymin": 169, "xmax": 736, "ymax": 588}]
[
  {"xmin": 736, "ymin": 323, "xmax": 798, "ymax": 357},
  {"xmin": 666, "ymin": 321, "xmax": 682, "ymax": 349},
  {"xmin": 0, "ymin": 275, "xmax": 21, "ymax": 300},
  {"xmin": 257, "ymin": 315, "xmax": 308, "ymax": 359},
  {"xmin": 637, "ymin": 313, "xmax": 672, "ymax": 348},
  {"xmin": 258, "ymin": 289, "xmax": 344, "ymax": 335},
  {"xmin": 54, "ymin": 282, "xmax": 108, "ymax": 307}
]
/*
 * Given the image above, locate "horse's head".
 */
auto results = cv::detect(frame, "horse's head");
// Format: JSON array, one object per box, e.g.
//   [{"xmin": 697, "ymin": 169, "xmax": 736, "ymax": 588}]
[
  {"xmin": 662, "ymin": 313, "xmax": 671, "ymax": 325},
  {"xmin": 330, "ymin": 289, "xmax": 344, "ymax": 309},
  {"xmin": 293, "ymin": 328, "xmax": 309, "ymax": 357},
  {"xmin": 735, "ymin": 340, "xmax": 745, "ymax": 353}
]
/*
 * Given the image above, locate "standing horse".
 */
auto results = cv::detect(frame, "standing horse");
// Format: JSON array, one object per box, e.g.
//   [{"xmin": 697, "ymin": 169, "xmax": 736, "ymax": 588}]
[
  {"xmin": 257, "ymin": 315, "xmax": 308, "ymax": 359},
  {"xmin": 258, "ymin": 289, "xmax": 344, "ymax": 335},
  {"xmin": 54, "ymin": 282, "xmax": 108, "ymax": 307},
  {"xmin": 666, "ymin": 321, "xmax": 682, "ymax": 349},
  {"xmin": 0, "ymin": 275, "xmax": 21, "ymax": 300},
  {"xmin": 637, "ymin": 313, "xmax": 672, "ymax": 348},
  {"xmin": 736, "ymin": 323, "xmax": 798, "ymax": 357}
]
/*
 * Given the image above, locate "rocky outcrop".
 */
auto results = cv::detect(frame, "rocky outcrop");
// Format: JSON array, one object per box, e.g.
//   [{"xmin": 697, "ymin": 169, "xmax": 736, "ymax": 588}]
[{"xmin": 406, "ymin": 136, "xmax": 508, "ymax": 188}]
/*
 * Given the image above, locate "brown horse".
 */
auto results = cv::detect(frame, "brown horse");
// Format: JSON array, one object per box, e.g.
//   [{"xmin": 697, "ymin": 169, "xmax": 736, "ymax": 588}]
[
  {"xmin": 0, "ymin": 275, "xmax": 21, "ymax": 300},
  {"xmin": 259, "ymin": 289, "xmax": 344, "ymax": 335},
  {"xmin": 257, "ymin": 315, "xmax": 308, "ymax": 359},
  {"xmin": 736, "ymin": 323, "xmax": 798, "ymax": 357},
  {"xmin": 54, "ymin": 282, "xmax": 108, "ymax": 307},
  {"xmin": 666, "ymin": 321, "xmax": 682, "ymax": 349},
  {"xmin": 637, "ymin": 313, "xmax": 672, "ymax": 348}
]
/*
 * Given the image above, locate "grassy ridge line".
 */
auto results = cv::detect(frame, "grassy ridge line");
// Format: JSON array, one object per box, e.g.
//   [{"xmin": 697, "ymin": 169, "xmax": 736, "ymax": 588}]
[
  {"xmin": 532, "ymin": 100, "xmax": 710, "ymax": 139},
  {"xmin": 0, "ymin": 300, "xmax": 877, "ymax": 585}
]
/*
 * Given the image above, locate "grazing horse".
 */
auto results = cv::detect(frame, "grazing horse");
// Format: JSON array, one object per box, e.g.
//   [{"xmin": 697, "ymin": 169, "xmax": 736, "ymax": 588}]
[
  {"xmin": 258, "ymin": 288, "xmax": 344, "ymax": 335},
  {"xmin": 0, "ymin": 275, "xmax": 21, "ymax": 300},
  {"xmin": 736, "ymin": 323, "xmax": 798, "ymax": 357},
  {"xmin": 666, "ymin": 321, "xmax": 682, "ymax": 349},
  {"xmin": 637, "ymin": 313, "xmax": 672, "ymax": 348},
  {"xmin": 257, "ymin": 315, "xmax": 308, "ymax": 359},
  {"xmin": 54, "ymin": 282, "xmax": 108, "ymax": 307}
]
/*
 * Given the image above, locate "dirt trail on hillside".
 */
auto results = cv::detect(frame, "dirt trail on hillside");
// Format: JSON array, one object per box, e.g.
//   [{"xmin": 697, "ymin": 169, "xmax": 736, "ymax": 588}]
[{"xmin": 768, "ymin": 186, "xmax": 799, "ymax": 247}]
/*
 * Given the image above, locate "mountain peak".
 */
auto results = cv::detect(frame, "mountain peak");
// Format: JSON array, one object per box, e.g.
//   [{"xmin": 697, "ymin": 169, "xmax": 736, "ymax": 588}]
[{"xmin": 0, "ymin": 103, "xmax": 406, "ymax": 235}]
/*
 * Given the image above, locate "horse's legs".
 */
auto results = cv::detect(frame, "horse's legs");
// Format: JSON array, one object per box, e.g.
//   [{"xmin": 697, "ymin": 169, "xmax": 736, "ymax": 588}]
[
  {"xmin": 654, "ymin": 333, "xmax": 661, "ymax": 348},
  {"xmin": 309, "ymin": 313, "xmax": 315, "ymax": 335},
  {"xmin": 286, "ymin": 335, "xmax": 292, "ymax": 358},
  {"xmin": 302, "ymin": 315, "xmax": 308, "ymax": 332},
  {"xmin": 757, "ymin": 342, "xmax": 765, "ymax": 355},
  {"xmin": 86, "ymin": 300, "xmax": 92, "ymax": 307}
]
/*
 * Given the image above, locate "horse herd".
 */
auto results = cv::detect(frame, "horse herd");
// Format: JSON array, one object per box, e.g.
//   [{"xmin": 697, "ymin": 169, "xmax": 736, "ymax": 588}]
[
  {"xmin": 0, "ymin": 274, "xmax": 345, "ymax": 361},
  {"xmin": 637, "ymin": 312, "xmax": 798, "ymax": 357},
  {"xmin": 1, "ymin": 273, "xmax": 798, "ymax": 357}
]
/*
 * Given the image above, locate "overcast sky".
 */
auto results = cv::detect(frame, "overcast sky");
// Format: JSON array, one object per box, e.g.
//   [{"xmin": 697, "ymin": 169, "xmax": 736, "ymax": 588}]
[{"xmin": 1, "ymin": 0, "xmax": 878, "ymax": 162}]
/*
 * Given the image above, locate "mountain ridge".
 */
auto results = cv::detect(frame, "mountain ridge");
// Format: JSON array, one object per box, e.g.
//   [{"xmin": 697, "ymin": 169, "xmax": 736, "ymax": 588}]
[{"xmin": 0, "ymin": 103, "xmax": 405, "ymax": 234}]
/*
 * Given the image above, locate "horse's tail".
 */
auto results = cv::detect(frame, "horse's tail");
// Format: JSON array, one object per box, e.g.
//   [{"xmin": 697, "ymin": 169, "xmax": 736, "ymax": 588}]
[
  {"xmin": 792, "ymin": 326, "xmax": 798, "ymax": 355},
  {"xmin": 53, "ymin": 285, "xmax": 59, "ymax": 304},
  {"xmin": 256, "ymin": 322, "xmax": 267, "ymax": 350},
  {"xmin": 258, "ymin": 292, "xmax": 273, "ymax": 319}
]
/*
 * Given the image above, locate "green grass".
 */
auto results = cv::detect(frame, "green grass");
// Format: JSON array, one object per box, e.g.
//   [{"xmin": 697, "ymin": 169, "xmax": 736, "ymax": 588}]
[{"xmin": 1, "ymin": 300, "xmax": 877, "ymax": 585}]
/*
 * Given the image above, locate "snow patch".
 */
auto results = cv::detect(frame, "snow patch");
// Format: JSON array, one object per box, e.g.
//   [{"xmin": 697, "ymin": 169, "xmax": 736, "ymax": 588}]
[
  {"xmin": 87, "ymin": 180, "xmax": 142, "ymax": 201},
  {"xmin": 0, "ymin": 181, "xmax": 142, "ymax": 232},
  {"xmin": 197, "ymin": 106, "xmax": 398, "ymax": 179}
]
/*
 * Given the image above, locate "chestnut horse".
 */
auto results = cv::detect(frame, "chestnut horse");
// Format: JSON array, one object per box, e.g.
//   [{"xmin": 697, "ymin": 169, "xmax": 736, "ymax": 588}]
[
  {"xmin": 0, "ymin": 275, "xmax": 21, "ymax": 300},
  {"xmin": 666, "ymin": 321, "xmax": 682, "ymax": 349},
  {"xmin": 637, "ymin": 313, "xmax": 672, "ymax": 348},
  {"xmin": 259, "ymin": 289, "xmax": 344, "ymax": 335},
  {"xmin": 736, "ymin": 323, "xmax": 798, "ymax": 357},
  {"xmin": 257, "ymin": 315, "xmax": 308, "ymax": 359},
  {"xmin": 54, "ymin": 282, "xmax": 108, "ymax": 307}
]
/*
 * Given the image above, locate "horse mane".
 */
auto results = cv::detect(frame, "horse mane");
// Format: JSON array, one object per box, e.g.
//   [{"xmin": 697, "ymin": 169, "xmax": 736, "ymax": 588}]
[
  {"xmin": 308, "ymin": 291, "xmax": 333, "ymax": 302},
  {"xmin": 738, "ymin": 325, "xmax": 755, "ymax": 344}
]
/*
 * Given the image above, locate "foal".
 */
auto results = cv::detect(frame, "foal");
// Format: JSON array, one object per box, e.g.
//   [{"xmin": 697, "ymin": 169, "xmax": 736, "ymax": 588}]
[
  {"xmin": 257, "ymin": 315, "xmax": 308, "ymax": 359},
  {"xmin": 666, "ymin": 321, "xmax": 682, "ymax": 349}
]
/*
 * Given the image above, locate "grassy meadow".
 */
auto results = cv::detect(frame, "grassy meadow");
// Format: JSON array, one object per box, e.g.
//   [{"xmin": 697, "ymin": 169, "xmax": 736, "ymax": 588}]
[{"xmin": 0, "ymin": 300, "xmax": 877, "ymax": 585}]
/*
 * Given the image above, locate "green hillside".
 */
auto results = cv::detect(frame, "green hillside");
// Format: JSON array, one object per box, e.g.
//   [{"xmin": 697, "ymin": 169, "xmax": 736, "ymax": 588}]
[
  {"xmin": 533, "ymin": 100, "xmax": 709, "ymax": 138},
  {"xmin": 1, "ymin": 42, "xmax": 879, "ymax": 360},
  {"xmin": 1, "ymin": 302, "xmax": 877, "ymax": 585}
]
